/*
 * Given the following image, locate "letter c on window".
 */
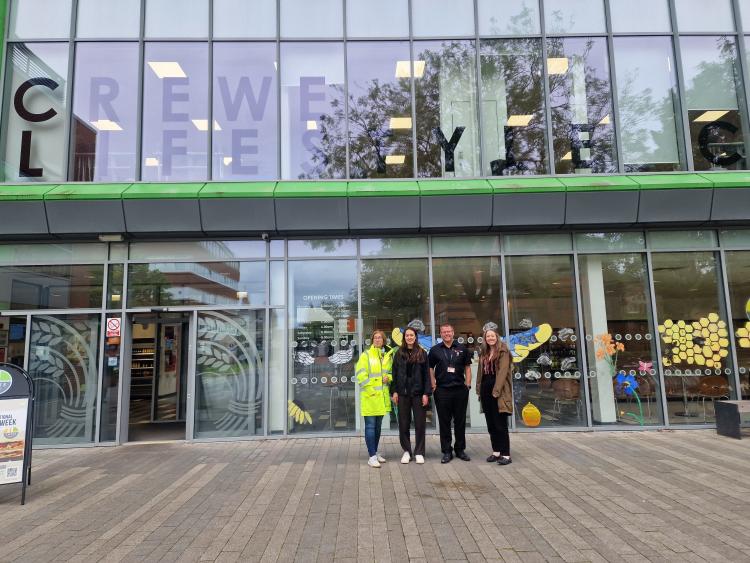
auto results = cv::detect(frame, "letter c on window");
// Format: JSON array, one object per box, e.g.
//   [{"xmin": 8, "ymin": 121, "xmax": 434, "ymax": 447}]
[{"xmin": 14, "ymin": 78, "xmax": 59, "ymax": 123}]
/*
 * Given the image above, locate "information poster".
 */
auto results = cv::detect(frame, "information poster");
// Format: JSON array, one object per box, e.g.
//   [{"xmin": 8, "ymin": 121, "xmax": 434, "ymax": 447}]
[{"xmin": 0, "ymin": 398, "xmax": 28, "ymax": 485}]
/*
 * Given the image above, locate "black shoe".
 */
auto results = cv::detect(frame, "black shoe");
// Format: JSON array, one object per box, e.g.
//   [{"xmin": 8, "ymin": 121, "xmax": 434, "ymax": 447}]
[
  {"xmin": 486, "ymin": 455, "xmax": 500, "ymax": 463},
  {"xmin": 456, "ymin": 451, "xmax": 471, "ymax": 462},
  {"xmin": 441, "ymin": 453, "xmax": 453, "ymax": 464},
  {"xmin": 497, "ymin": 457, "xmax": 512, "ymax": 466}
]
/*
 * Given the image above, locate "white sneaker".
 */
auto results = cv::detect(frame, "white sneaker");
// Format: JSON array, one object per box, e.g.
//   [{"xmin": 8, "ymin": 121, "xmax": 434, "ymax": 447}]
[
  {"xmin": 368, "ymin": 456, "xmax": 381, "ymax": 468},
  {"xmin": 377, "ymin": 454, "xmax": 387, "ymax": 463},
  {"xmin": 415, "ymin": 455, "xmax": 425, "ymax": 464},
  {"xmin": 401, "ymin": 452, "xmax": 411, "ymax": 464}
]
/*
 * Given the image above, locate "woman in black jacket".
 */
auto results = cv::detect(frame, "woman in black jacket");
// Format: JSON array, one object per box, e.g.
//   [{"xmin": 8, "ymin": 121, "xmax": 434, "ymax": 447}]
[{"xmin": 391, "ymin": 327, "xmax": 431, "ymax": 464}]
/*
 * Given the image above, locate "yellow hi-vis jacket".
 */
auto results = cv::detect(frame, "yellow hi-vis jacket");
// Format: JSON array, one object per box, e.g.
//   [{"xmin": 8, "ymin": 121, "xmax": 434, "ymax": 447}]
[{"xmin": 355, "ymin": 345, "xmax": 394, "ymax": 417}]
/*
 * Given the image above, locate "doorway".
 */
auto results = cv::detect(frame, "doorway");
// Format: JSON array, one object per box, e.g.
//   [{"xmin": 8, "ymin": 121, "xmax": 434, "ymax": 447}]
[{"xmin": 127, "ymin": 312, "xmax": 190, "ymax": 441}]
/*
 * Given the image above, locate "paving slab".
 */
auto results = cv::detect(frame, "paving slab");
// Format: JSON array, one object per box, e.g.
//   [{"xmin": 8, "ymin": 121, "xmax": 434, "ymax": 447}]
[{"xmin": 0, "ymin": 431, "xmax": 748, "ymax": 562}]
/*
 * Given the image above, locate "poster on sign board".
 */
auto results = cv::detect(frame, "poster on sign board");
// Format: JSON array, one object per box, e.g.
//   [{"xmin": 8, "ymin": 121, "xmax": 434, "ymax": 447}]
[{"xmin": 0, "ymin": 397, "xmax": 28, "ymax": 485}]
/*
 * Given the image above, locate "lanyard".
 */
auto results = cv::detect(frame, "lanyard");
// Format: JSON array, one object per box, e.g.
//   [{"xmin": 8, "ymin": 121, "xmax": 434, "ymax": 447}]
[{"xmin": 441, "ymin": 344, "xmax": 457, "ymax": 369}]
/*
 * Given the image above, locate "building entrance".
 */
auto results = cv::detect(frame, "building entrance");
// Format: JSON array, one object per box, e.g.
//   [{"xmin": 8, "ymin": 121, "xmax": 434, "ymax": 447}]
[{"xmin": 126, "ymin": 312, "xmax": 190, "ymax": 442}]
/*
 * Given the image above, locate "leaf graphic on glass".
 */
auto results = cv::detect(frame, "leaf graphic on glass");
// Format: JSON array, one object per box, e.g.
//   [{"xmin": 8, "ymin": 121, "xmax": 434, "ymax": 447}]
[
  {"xmin": 328, "ymin": 348, "xmax": 354, "ymax": 365},
  {"xmin": 295, "ymin": 351, "xmax": 315, "ymax": 366},
  {"xmin": 29, "ymin": 316, "xmax": 99, "ymax": 442},
  {"xmin": 195, "ymin": 311, "xmax": 264, "ymax": 437}
]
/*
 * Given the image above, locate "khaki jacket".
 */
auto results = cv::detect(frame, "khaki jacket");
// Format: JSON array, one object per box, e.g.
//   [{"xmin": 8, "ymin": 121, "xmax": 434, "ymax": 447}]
[{"xmin": 475, "ymin": 342, "xmax": 513, "ymax": 414}]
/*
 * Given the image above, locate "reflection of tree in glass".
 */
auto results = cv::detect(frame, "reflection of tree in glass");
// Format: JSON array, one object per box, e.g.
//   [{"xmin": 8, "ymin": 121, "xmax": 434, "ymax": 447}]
[
  {"xmin": 547, "ymin": 38, "xmax": 615, "ymax": 173},
  {"xmin": 485, "ymin": 5, "xmax": 537, "ymax": 36},
  {"xmin": 480, "ymin": 39, "xmax": 547, "ymax": 175},
  {"xmin": 310, "ymin": 41, "xmax": 477, "ymax": 179},
  {"xmin": 360, "ymin": 258, "xmax": 430, "ymax": 335},
  {"xmin": 683, "ymin": 36, "xmax": 747, "ymax": 170},
  {"xmin": 128, "ymin": 265, "xmax": 177, "ymax": 306},
  {"xmin": 300, "ymin": 87, "xmax": 347, "ymax": 180}
]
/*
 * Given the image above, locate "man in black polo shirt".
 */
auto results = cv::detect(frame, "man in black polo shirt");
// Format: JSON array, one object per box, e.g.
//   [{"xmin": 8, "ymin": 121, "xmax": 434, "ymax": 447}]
[{"xmin": 429, "ymin": 323, "xmax": 472, "ymax": 463}]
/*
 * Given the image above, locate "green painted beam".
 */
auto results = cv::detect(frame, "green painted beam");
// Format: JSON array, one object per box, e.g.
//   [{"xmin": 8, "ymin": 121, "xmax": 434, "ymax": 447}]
[
  {"xmin": 561, "ymin": 175, "xmax": 640, "ymax": 191},
  {"xmin": 348, "ymin": 181, "xmax": 419, "ymax": 197},
  {"xmin": 2, "ymin": 171, "xmax": 750, "ymax": 200},
  {"xmin": 0, "ymin": 184, "xmax": 57, "ymax": 200},
  {"xmin": 122, "ymin": 183, "xmax": 204, "ymax": 199},
  {"xmin": 418, "ymin": 179, "xmax": 491, "ymax": 195},
  {"xmin": 45, "ymin": 184, "xmax": 131, "ymax": 200},
  {"xmin": 488, "ymin": 177, "xmax": 566, "ymax": 193},
  {"xmin": 200, "ymin": 182, "xmax": 276, "ymax": 198}
]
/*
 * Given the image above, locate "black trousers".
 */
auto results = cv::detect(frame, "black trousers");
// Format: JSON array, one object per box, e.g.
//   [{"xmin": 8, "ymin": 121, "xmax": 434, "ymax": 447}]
[
  {"xmin": 397, "ymin": 394, "xmax": 426, "ymax": 456},
  {"xmin": 434, "ymin": 386, "xmax": 469, "ymax": 454},
  {"xmin": 480, "ymin": 387, "xmax": 510, "ymax": 456}
]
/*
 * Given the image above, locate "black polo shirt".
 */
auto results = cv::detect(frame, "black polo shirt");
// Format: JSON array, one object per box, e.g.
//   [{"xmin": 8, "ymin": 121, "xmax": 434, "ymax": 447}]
[{"xmin": 428, "ymin": 341, "xmax": 471, "ymax": 388}]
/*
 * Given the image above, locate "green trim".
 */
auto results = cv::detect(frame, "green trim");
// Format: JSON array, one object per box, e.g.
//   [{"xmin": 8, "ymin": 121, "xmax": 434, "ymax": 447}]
[
  {"xmin": 628, "ymin": 173, "xmax": 712, "ymax": 190},
  {"xmin": 488, "ymin": 177, "xmax": 566, "ymax": 193},
  {"xmin": 348, "ymin": 181, "xmax": 419, "ymax": 197},
  {"xmin": 274, "ymin": 181, "xmax": 348, "ymax": 198},
  {"xmin": 561, "ymin": 175, "xmax": 639, "ymax": 192},
  {"xmin": 698, "ymin": 171, "xmax": 750, "ymax": 188},
  {"xmin": 2, "ymin": 171, "xmax": 750, "ymax": 201},
  {"xmin": 200, "ymin": 182, "xmax": 276, "ymax": 198},
  {"xmin": 122, "ymin": 183, "xmax": 204, "ymax": 199},
  {"xmin": 45, "ymin": 184, "xmax": 131, "ymax": 200},
  {"xmin": 0, "ymin": 184, "xmax": 57, "ymax": 200},
  {"xmin": 418, "ymin": 179, "xmax": 491, "ymax": 195}
]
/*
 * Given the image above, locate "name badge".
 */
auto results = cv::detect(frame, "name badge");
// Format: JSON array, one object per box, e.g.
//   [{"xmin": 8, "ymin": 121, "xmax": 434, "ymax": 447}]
[{"xmin": 447, "ymin": 367, "xmax": 456, "ymax": 373}]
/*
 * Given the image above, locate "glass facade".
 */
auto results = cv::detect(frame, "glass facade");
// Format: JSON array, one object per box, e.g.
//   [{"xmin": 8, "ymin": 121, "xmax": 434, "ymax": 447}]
[
  {"xmin": 2, "ymin": 2, "xmax": 750, "ymax": 448},
  {"xmin": 0, "ymin": 232, "xmax": 745, "ymax": 446},
  {"xmin": 7, "ymin": 0, "xmax": 750, "ymax": 181}
]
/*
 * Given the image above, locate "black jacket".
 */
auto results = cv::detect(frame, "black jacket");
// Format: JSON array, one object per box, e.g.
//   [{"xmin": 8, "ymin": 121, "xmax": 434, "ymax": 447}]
[{"xmin": 391, "ymin": 351, "xmax": 431, "ymax": 396}]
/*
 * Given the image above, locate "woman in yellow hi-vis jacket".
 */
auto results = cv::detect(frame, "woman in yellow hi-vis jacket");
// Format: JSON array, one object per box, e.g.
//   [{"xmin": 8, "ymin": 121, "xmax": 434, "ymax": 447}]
[{"xmin": 356, "ymin": 330, "xmax": 394, "ymax": 468}]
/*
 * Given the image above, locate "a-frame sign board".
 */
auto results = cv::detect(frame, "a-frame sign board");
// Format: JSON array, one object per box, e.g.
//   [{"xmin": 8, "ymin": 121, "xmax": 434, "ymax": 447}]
[{"xmin": 0, "ymin": 363, "xmax": 34, "ymax": 505}]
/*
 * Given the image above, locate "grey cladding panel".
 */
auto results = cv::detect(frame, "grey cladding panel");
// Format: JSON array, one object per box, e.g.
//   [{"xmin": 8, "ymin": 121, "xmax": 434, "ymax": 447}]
[
  {"xmin": 638, "ymin": 189, "xmax": 713, "ymax": 223},
  {"xmin": 493, "ymin": 192, "xmax": 565, "ymax": 227},
  {"xmin": 275, "ymin": 197, "xmax": 348, "ymax": 233},
  {"xmin": 123, "ymin": 199, "xmax": 202, "ymax": 234},
  {"xmin": 420, "ymin": 194, "xmax": 491, "ymax": 230},
  {"xmin": 46, "ymin": 200, "xmax": 126, "ymax": 235},
  {"xmin": 348, "ymin": 196, "xmax": 419, "ymax": 232},
  {"xmin": 565, "ymin": 191, "xmax": 639, "ymax": 225},
  {"xmin": 710, "ymin": 188, "xmax": 750, "ymax": 222},
  {"xmin": 0, "ymin": 201, "xmax": 49, "ymax": 236},
  {"xmin": 200, "ymin": 199, "xmax": 276, "ymax": 234}
]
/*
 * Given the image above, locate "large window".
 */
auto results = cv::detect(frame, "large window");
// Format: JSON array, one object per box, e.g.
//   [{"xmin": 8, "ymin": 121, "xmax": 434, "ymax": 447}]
[
  {"xmin": 0, "ymin": 265, "xmax": 104, "ymax": 310},
  {"xmin": 480, "ymin": 39, "xmax": 547, "ymax": 175},
  {"xmin": 477, "ymin": 0, "xmax": 540, "ymax": 36},
  {"xmin": 127, "ymin": 262, "xmax": 266, "ymax": 307},
  {"xmin": 580, "ymin": 252, "xmax": 663, "ymax": 426},
  {"xmin": 280, "ymin": 43, "xmax": 346, "ymax": 179},
  {"xmin": 680, "ymin": 36, "xmax": 748, "ymax": 171},
  {"xmin": 613, "ymin": 37, "xmax": 682, "ymax": 172},
  {"xmin": 9, "ymin": 0, "xmax": 72, "ymax": 39},
  {"xmin": 145, "ymin": 0, "xmax": 208, "ymax": 38},
  {"xmin": 194, "ymin": 310, "xmax": 265, "ymax": 438},
  {"xmin": 347, "ymin": 0, "xmax": 410, "ymax": 38},
  {"xmin": 77, "ymin": 0, "xmax": 141, "ymax": 38},
  {"xmin": 213, "ymin": 43, "xmax": 278, "ymax": 180},
  {"xmin": 29, "ymin": 313, "xmax": 101, "ymax": 445},
  {"xmin": 506, "ymin": 255, "xmax": 585, "ymax": 427},
  {"xmin": 72, "ymin": 43, "xmax": 140, "ymax": 182},
  {"xmin": 142, "ymin": 43, "xmax": 209, "ymax": 181},
  {"xmin": 414, "ymin": 40, "xmax": 480, "ymax": 178},
  {"xmin": 288, "ymin": 260, "xmax": 357, "ymax": 433},
  {"xmin": 547, "ymin": 37, "xmax": 616, "ymax": 174},
  {"xmin": 347, "ymin": 42, "xmax": 414, "ymax": 179},
  {"xmin": 724, "ymin": 251, "xmax": 750, "ymax": 400},
  {"xmin": 652, "ymin": 251, "xmax": 736, "ymax": 424},
  {"xmin": 1, "ymin": 43, "xmax": 69, "ymax": 182}
]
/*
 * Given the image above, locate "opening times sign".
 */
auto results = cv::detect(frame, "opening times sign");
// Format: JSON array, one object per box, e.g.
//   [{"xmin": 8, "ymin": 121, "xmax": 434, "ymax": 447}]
[{"xmin": 0, "ymin": 397, "xmax": 27, "ymax": 485}]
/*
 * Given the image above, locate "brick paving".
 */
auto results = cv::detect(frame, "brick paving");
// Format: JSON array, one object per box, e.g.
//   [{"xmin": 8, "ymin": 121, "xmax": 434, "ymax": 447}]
[{"xmin": 1, "ymin": 430, "xmax": 750, "ymax": 562}]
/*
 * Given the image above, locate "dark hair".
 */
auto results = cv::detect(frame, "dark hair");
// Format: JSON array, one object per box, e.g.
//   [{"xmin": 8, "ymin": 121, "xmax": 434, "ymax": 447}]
[
  {"xmin": 479, "ymin": 328, "xmax": 504, "ymax": 371},
  {"xmin": 439, "ymin": 323, "xmax": 454, "ymax": 331},
  {"xmin": 397, "ymin": 327, "xmax": 425, "ymax": 364}
]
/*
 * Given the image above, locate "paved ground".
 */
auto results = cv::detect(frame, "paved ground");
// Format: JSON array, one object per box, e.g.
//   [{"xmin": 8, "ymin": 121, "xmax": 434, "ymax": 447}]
[{"xmin": 1, "ymin": 430, "xmax": 750, "ymax": 562}]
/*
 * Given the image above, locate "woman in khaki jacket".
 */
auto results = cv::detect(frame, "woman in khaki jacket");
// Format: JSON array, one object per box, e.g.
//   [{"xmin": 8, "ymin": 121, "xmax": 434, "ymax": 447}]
[{"xmin": 476, "ymin": 324, "xmax": 513, "ymax": 465}]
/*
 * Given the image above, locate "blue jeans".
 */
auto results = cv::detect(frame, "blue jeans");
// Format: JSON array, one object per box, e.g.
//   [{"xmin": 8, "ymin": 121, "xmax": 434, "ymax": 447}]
[{"xmin": 364, "ymin": 415, "xmax": 383, "ymax": 457}]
